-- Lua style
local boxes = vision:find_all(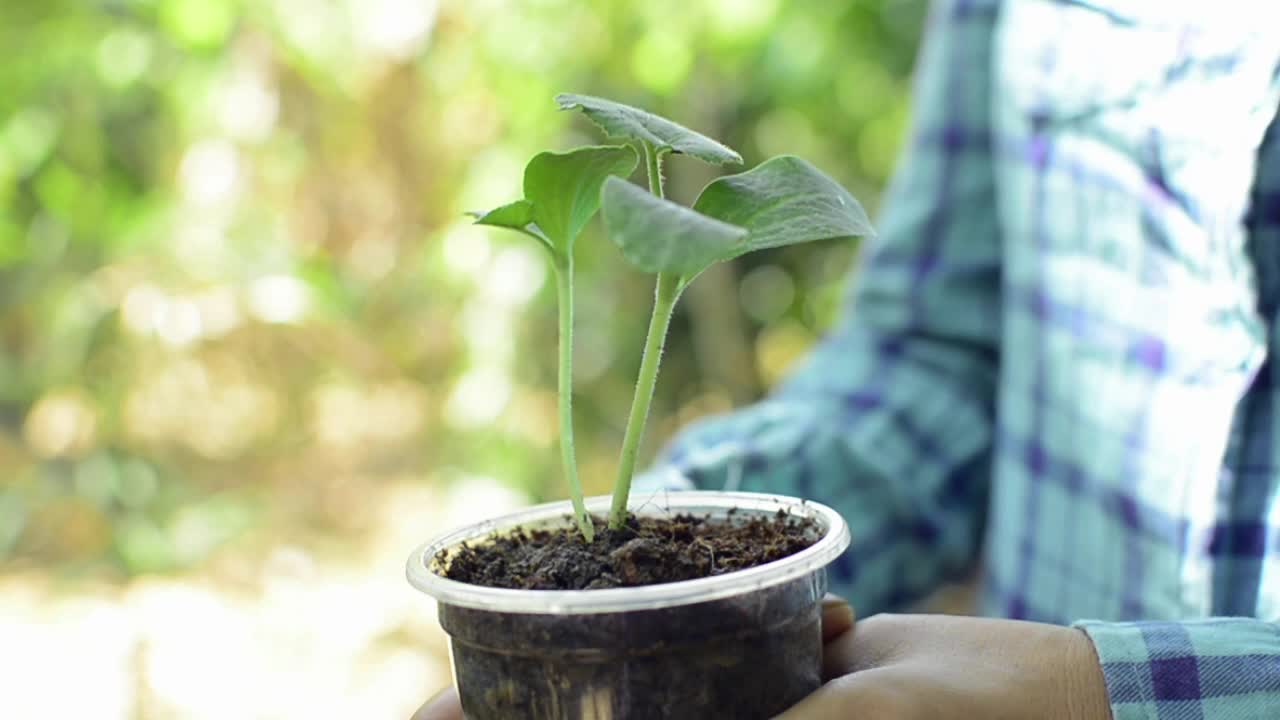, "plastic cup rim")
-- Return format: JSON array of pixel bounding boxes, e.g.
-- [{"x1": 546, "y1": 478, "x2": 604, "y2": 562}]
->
[{"x1": 405, "y1": 490, "x2": 851, "y2": 615}]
